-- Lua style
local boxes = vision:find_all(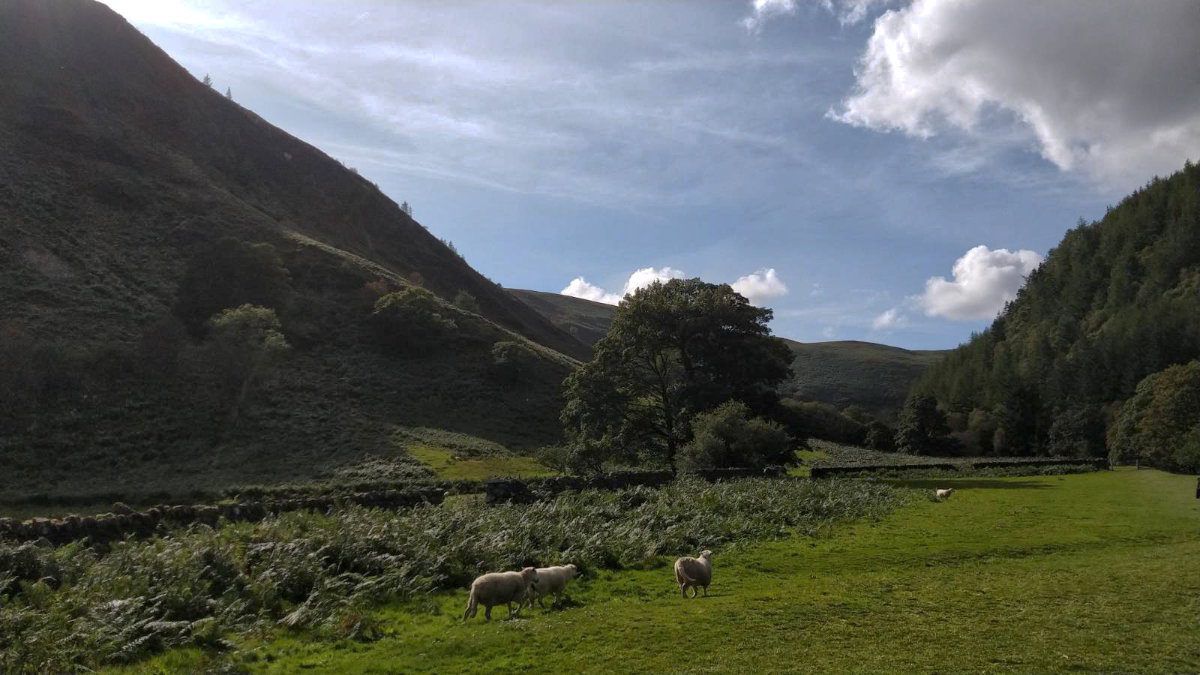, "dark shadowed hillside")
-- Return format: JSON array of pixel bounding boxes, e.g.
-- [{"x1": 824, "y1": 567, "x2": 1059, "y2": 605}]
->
[
  {"x1": 0, "y1": 0, "x2": 590, "y2": 500},
  {"x1": 509, "y1": 290, "x2": 944, "y2": 413}
]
